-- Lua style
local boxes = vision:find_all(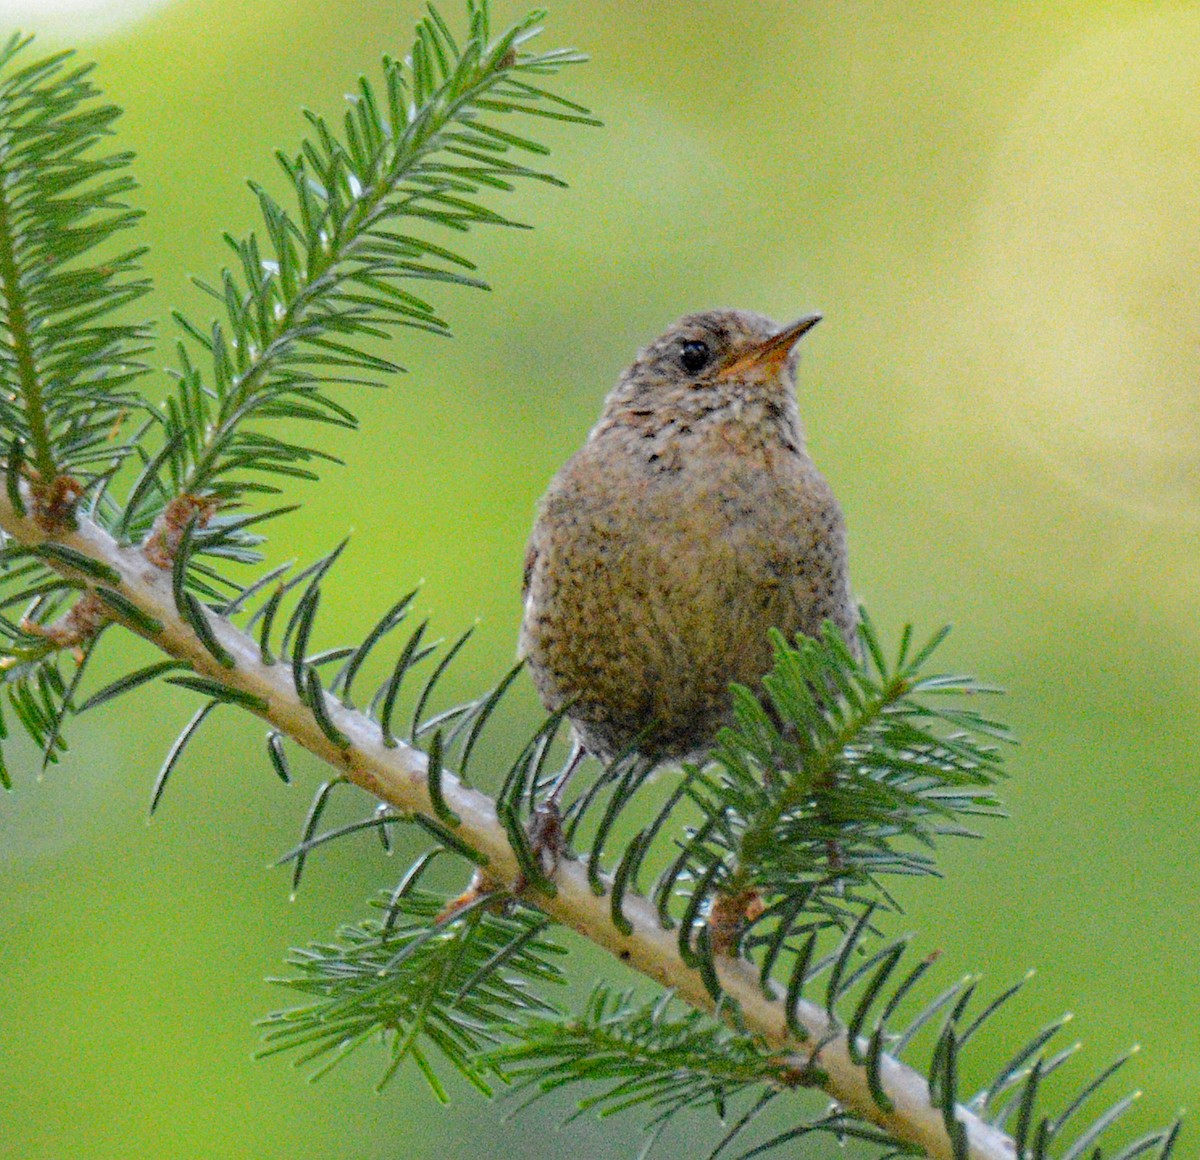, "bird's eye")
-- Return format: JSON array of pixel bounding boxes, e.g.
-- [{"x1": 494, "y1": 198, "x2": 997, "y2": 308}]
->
[{"x1": 678, "y1": 339, "x2": 712, "y2": 375}]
